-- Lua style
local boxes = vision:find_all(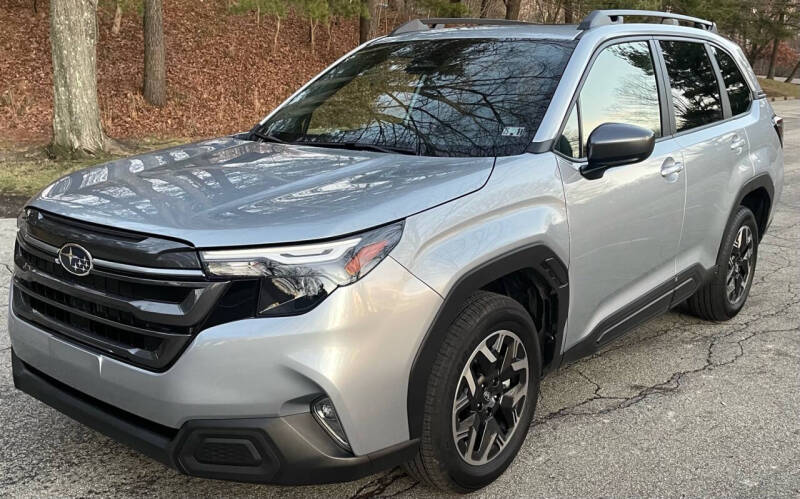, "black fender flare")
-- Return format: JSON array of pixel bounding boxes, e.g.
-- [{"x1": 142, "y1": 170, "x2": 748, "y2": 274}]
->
[
  {"x1": 406, "y1": 244, "x2": 569, "y2": 439},
  {"x1": 721, "y1": 173, "x2": 774, "y2": 253}
]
